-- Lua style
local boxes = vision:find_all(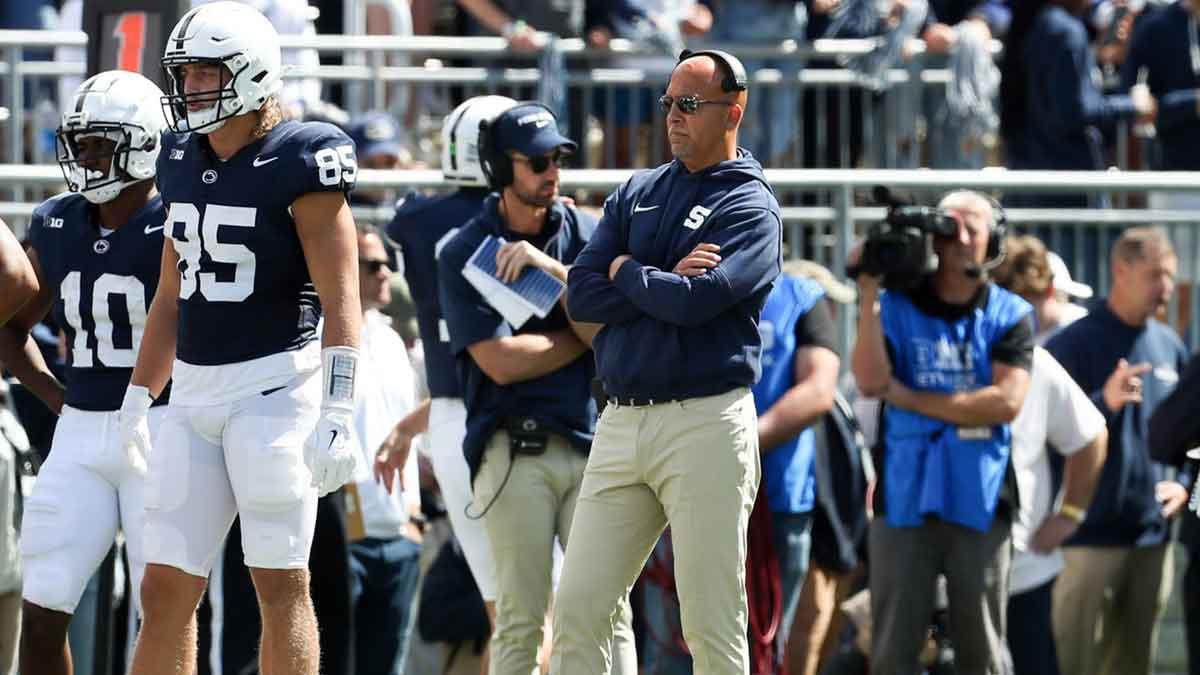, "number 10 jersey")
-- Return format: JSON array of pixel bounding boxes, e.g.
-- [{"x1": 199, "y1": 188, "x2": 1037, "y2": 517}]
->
[
  {"x1": 28, "y1": 193, "x2": 166, "y2": 411},
  {"x1": 156, "y1": 120, "x2": 358, "y2": 371}
]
